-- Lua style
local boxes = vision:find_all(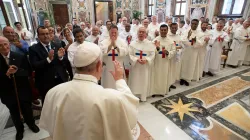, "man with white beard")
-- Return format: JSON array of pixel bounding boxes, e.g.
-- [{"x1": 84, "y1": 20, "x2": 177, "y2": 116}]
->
[
  {"x1": 206, "y1": 22, "x2": 229, "y2": 76},
  {"x1": 128, "y1": 27, "x2": 155, "y2": 101},
  {"x1": 85, "y1": 26, "x2": 100, "y2": 44},
  {"x1": 152, "y1": 24, "x2": 176, "y2": 96},
  {"x1": 167, "y1": 23, "x2": 182, "y2": 90},
  {"x1": 99, "y1": 25, "x2": 128, "y2": 89},
  {"x1": 148, "y1": 16, "x2": 160, "y2": 40},
  {"x1": 180, "y1": 19, "x2": 202, "y2": 86},
  {"x1": 198, "y1": 22, "x2": 212, "y2": 78},
  {"x1": 227, "y1": 20, "x2": 250, "y2": 67}
]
